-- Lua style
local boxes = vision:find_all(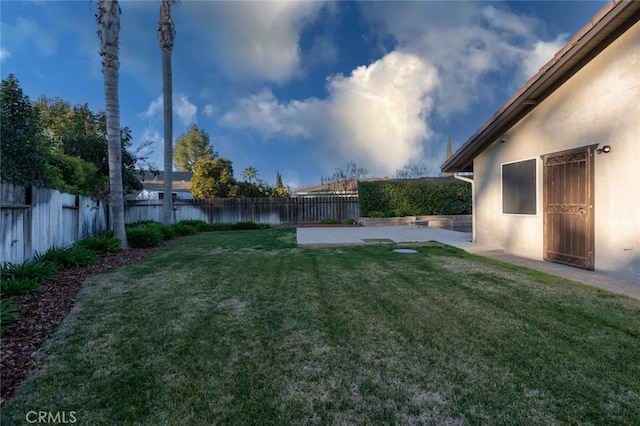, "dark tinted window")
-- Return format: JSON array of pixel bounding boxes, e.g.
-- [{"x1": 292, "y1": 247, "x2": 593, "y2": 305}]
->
[{"x1": 502, "y1": 159, "x2": 536, "y2": 214}]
